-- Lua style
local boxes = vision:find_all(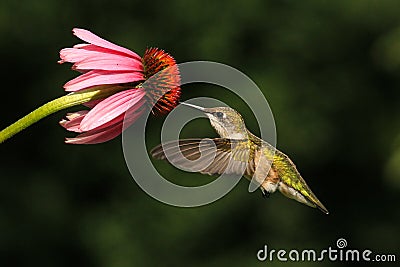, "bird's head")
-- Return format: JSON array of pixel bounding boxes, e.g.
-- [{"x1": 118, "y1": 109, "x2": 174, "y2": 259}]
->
[{"x1": 180, "y1": 102, "x2": 248, "y2": 139}]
